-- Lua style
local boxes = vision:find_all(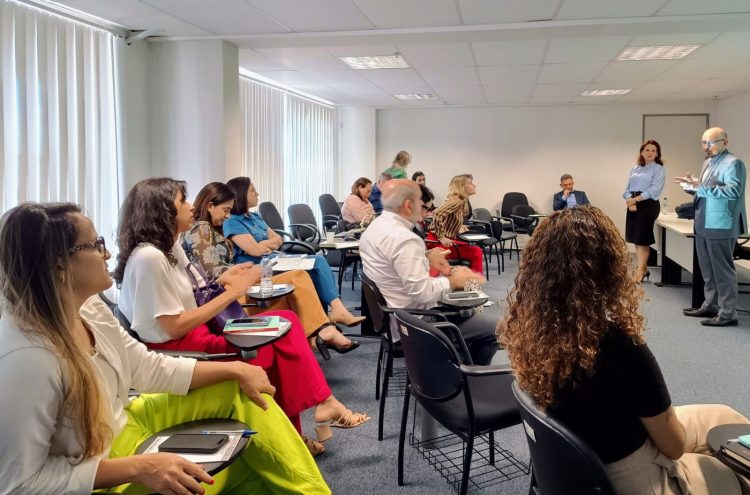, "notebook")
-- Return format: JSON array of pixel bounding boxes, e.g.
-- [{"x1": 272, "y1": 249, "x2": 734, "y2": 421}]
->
[
  {"x1": 720, "y1": 441, "x2": 750, "y2": 469},
  {"x1": 272, "y1": 256, "x2": 316, "y2": 272}
]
